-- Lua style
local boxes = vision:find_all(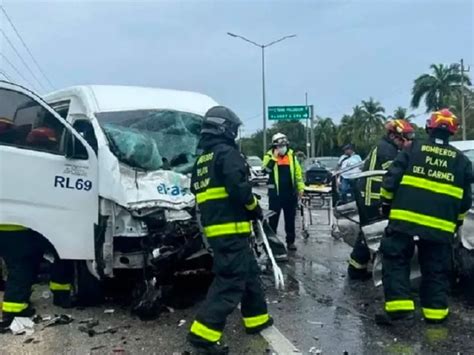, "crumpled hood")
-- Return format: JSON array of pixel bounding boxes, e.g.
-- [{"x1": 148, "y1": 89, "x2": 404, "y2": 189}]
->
[{"x1": 113, "y1": 163, "x2": 195, "y2": 211}]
